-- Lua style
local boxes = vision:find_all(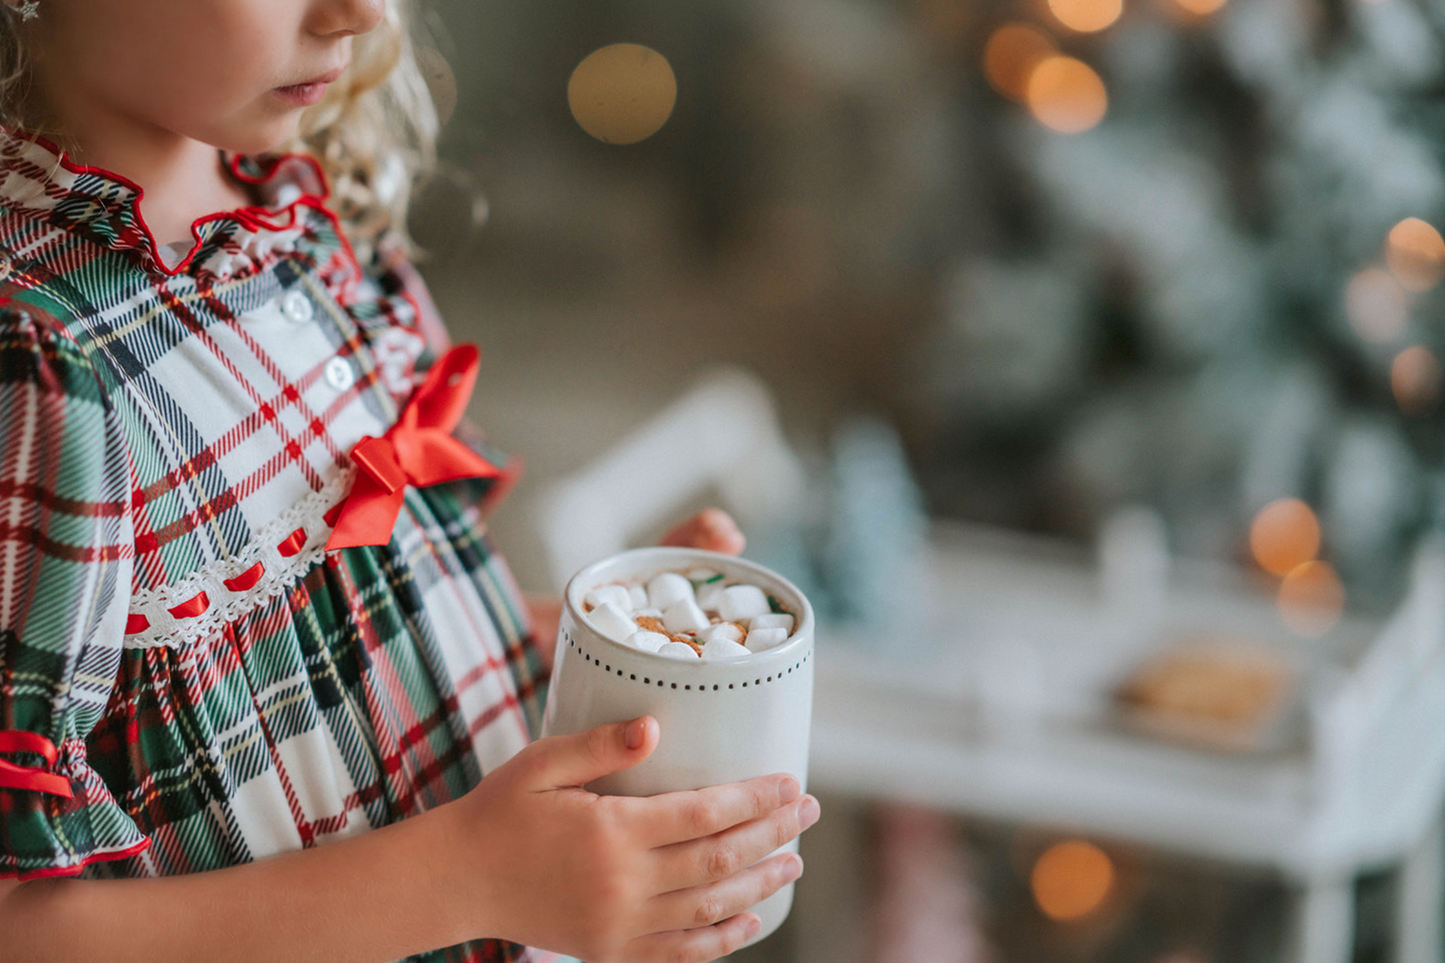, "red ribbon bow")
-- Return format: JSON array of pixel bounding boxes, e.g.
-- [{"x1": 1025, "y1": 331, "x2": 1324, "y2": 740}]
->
[
  {"x1": 0, "y1": 730, "x2": 72, "y2": 797},
  {"x1": 326, "y1": 345, "x2": 501, "y2": 551}
]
